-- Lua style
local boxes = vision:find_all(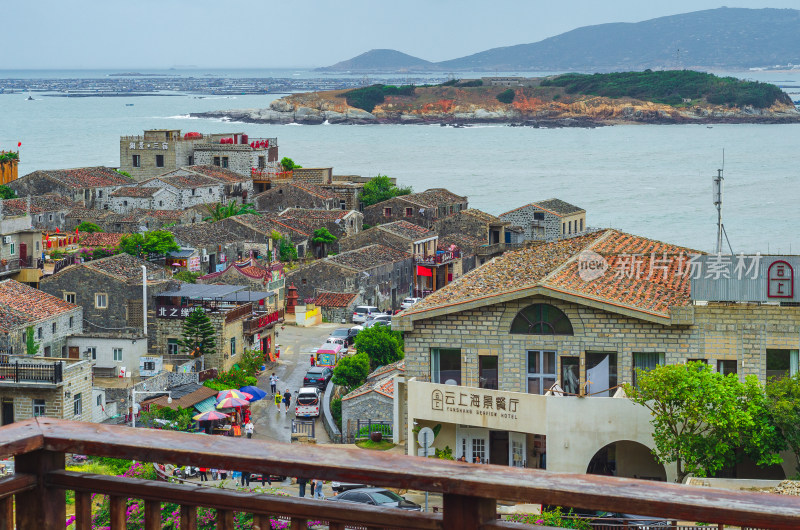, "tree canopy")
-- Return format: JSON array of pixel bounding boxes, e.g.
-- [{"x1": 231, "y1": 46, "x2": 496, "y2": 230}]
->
[
  {"x1": 178, "y1": 307, "x2": 217, "y2": 358},
  {"x1": 0, "y1": 185, "x2": 16, "y2": 200},
  {"x1": 359, "y1": 175, "x2": 413, "y2": 207},
  {"x1": 332, "y1": 352, "x2": 370, "y2": 392},
  {"x1": 353, "y1": 325, "x2": 404, "y2": 370},
  {"x1": 280, "y1": 157, "x2": 301, "y2": 172},
  {"x1": 76, "y1": 221, "x2": 103, "y2": 233},
  {"x1": 340, "y1": 84, "x2": 416, "y2": 112},
  {"x1": 766, "y1": 374, "x2": 800, "y2": 474},
  {"x1": 119, "y1": 230, "x2": 179, "y2": 258},
  {"x1": 25, "y1": 326, "x2": 40, "y2": 356},
  {"x1": 203, "y1": 202, "x2": 259, "y2": 223}
]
